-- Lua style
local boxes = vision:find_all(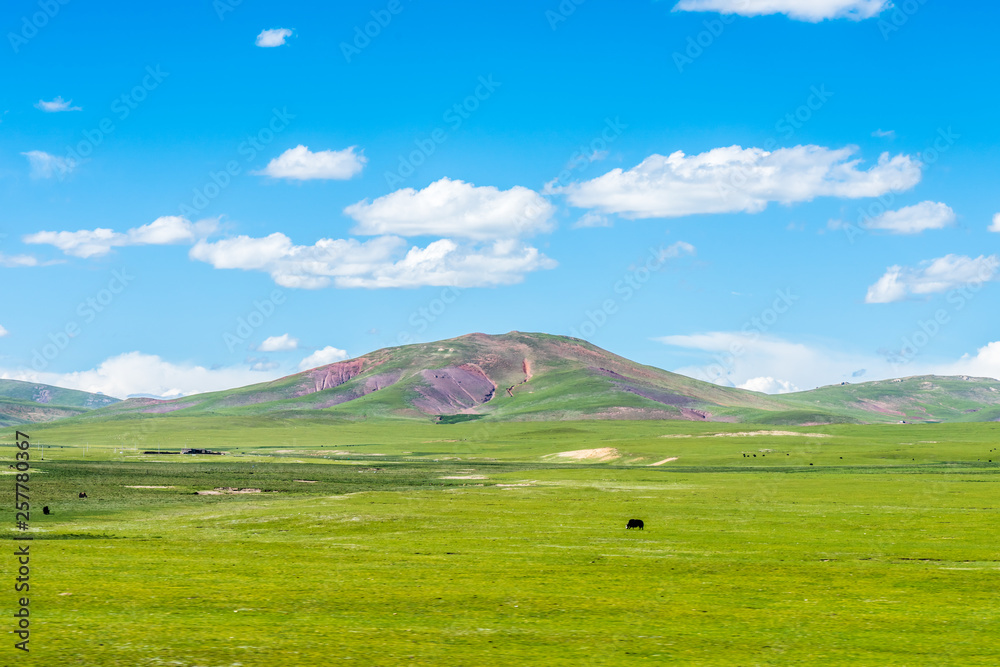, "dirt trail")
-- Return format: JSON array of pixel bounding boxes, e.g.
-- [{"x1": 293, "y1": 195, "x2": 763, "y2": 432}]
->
[{"x1": 647, "y1": 457, "x2": 679, "y2": 466}]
